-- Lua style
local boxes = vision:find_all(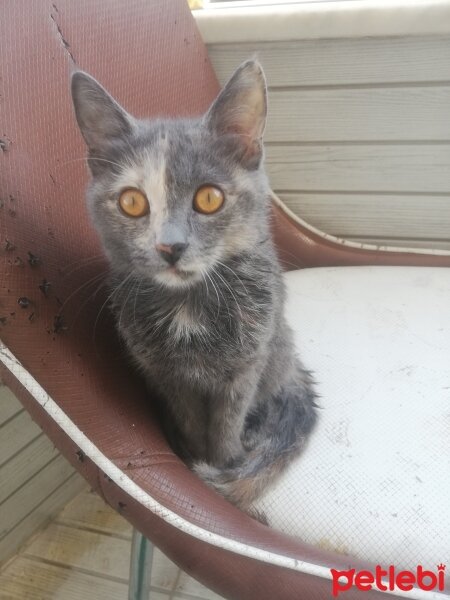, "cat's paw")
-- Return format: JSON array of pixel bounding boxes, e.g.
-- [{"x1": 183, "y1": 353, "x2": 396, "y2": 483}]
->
[
  {"x1": 192, "y1": 460, "x2": 270, "y2": 524},
  {"x1": 241, "y1": 427, "x2": 262, "y2": 451},
  {"x1": 192, "y1": 460, "x2": 222, "y2": 484}
]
